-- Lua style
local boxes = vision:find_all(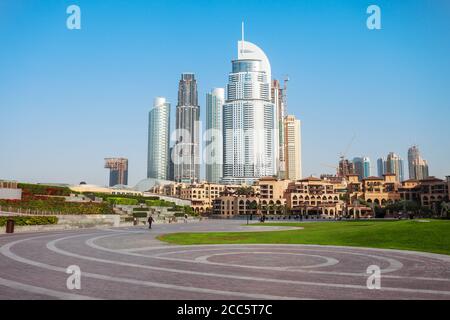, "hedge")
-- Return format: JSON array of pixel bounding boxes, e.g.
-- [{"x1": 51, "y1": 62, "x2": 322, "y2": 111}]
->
[
  {"x1": 0, "y1": 216, "x2": 58, "y2": 227},
  {"x1": 84, "y1": 193, "x2": 158, "y2": 203},
  {"x1": 132, "y1": 212, "x2": 148, "y2": 218},
  {"x1": 145, "y1": 199, "x2": 175, "y2": 207},
  {"x1": 19, "y1": 183, "x2": 73, "y2": 197},
  {"x1": 0, "y1": 198, "x2": 115, "y2": 215},
  {"x1": 107, "y1": 197, "x2": 139, "y2": 205}
]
